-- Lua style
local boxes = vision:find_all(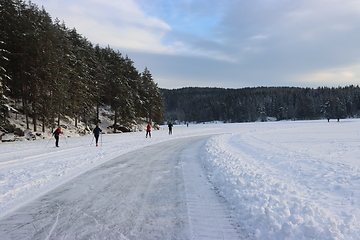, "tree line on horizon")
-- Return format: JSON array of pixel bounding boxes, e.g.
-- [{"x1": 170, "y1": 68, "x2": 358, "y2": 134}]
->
[
  {"x1": 0, "y1": 0, "x2": 163, "y2": 133},
  {"x1": 161, "y1": 86, "x2": 360, "y2": 123}
]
